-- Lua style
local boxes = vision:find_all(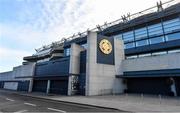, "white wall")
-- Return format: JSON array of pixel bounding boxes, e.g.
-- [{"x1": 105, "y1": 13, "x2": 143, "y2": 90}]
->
[
  {"x1": 123, "y1": 52, "x2": 180, "y2": 72},
  {"x1": 4, "y1": 82, "x2": 18, "y2": 90}
]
